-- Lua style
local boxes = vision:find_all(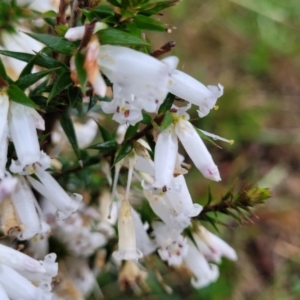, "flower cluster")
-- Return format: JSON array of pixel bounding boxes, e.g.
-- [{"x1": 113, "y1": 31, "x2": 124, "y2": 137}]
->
[{"x1": 0, "y1": 0, "x2": 264, "y2": 298}]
